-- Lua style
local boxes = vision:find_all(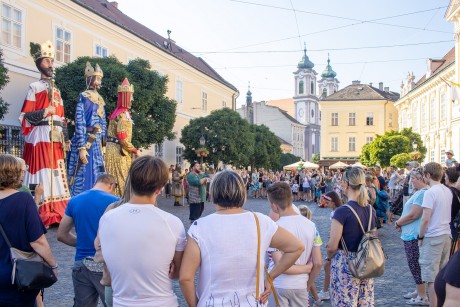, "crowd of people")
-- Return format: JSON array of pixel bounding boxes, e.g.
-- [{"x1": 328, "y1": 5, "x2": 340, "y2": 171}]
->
[{"x1": 1, "y1": 151, "x2": 460, "y2": 307}]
